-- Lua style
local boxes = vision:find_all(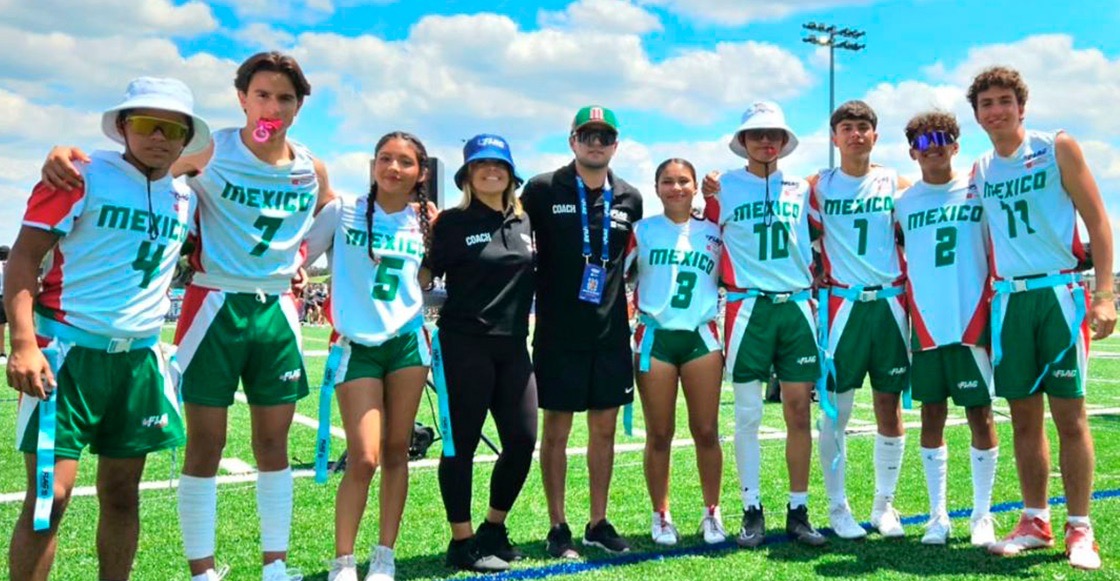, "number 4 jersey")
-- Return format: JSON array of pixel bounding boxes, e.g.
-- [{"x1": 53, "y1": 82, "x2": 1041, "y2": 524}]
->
[
  {"x1": 22, "y1": 150, "x2": 195, "y2": 337},
  {"x1": 624, "y1": 214, "x2": 721, "y2": 330},
  {"x1": 304, "y1": 195, "x2": 425, "y2": 346},
  {"x1": 895, "y1": 175, "x2": 990, "y2": 350}
]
